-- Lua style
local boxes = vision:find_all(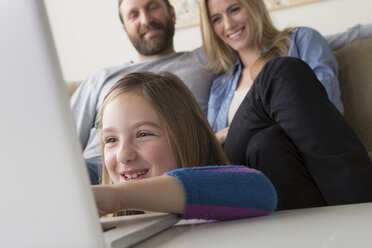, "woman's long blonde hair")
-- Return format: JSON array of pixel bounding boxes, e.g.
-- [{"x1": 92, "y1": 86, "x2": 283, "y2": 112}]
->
[
  {"x1": 200, "y1": 0, "x2": 295, "y2": 78},
  {"x1": 97, "y1": 71, "x2": 229, "y2": 186}
]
